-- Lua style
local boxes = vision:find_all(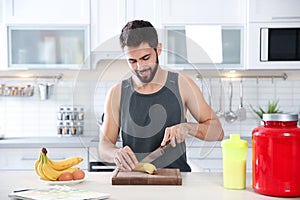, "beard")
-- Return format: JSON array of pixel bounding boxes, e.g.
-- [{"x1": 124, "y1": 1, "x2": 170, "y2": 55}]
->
[{"x1": 135, "y1": 54, "x2": 159, "y2": 84}]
